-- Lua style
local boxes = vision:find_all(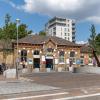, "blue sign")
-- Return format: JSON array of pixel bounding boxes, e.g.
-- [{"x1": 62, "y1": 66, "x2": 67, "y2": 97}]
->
[
  {"x1": 76, "y1": 59, "x2": 81, "y2": 64},
  {"x1": 28, "y1": 58, "x2": 33, "y2": 64}
]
